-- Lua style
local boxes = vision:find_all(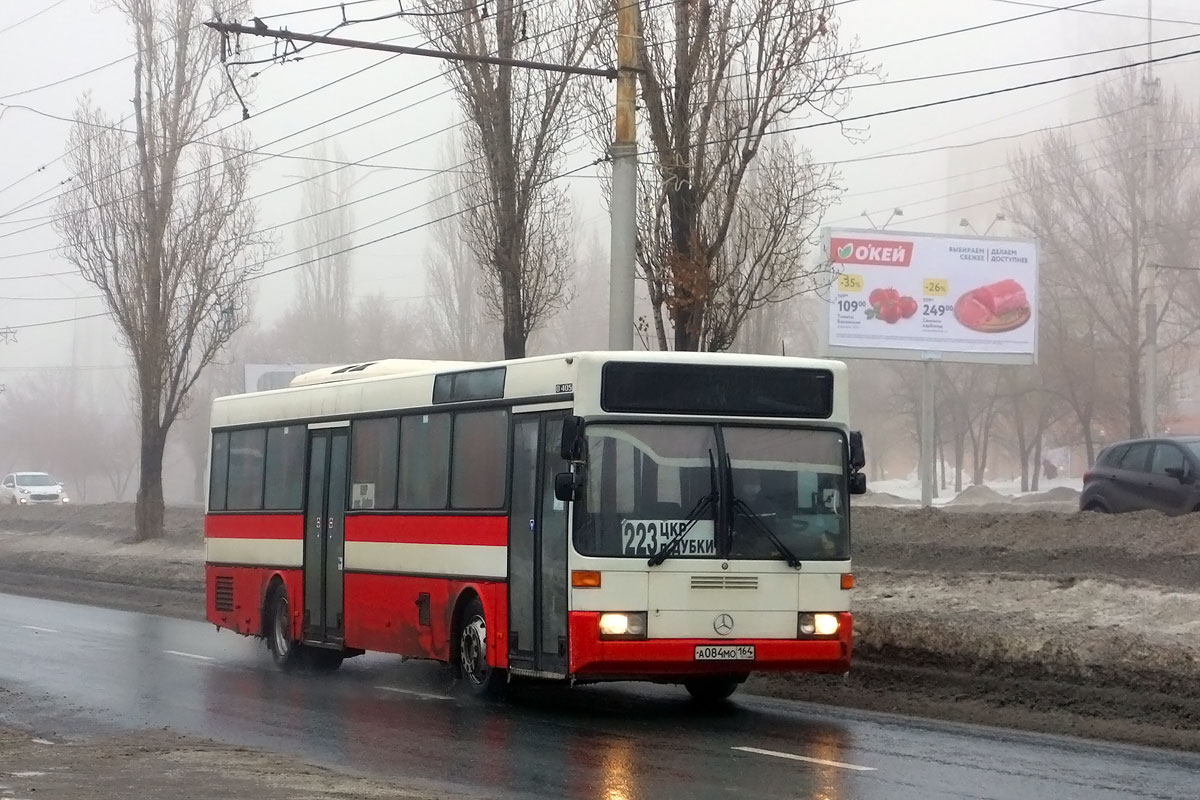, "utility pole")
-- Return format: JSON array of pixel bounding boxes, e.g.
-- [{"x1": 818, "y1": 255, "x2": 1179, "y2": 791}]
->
[
  {"x1": 1143, "y1": 0, "x2": 1160, "y2": 437},
  {"x1": 608, "y1": 0, "x2": 639, "y2": 351}
]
